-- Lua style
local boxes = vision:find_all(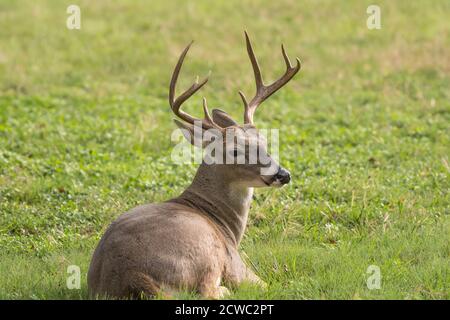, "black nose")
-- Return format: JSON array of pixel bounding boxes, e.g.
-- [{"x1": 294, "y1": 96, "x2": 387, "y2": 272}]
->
[{"x1": 275, "y1": 167, "x2": 291, "y2": 184}]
